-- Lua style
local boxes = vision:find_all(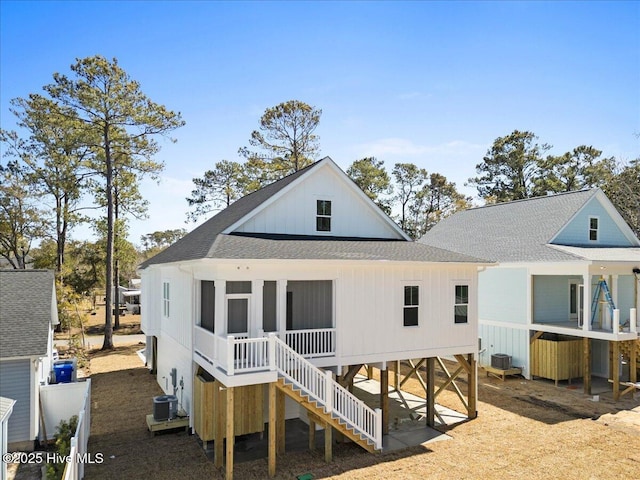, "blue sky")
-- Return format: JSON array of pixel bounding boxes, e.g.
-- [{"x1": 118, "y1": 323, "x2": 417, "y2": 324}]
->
[{"x1": 1, "y1": 1, "x2": 638, "y2": 245}]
